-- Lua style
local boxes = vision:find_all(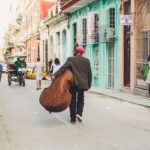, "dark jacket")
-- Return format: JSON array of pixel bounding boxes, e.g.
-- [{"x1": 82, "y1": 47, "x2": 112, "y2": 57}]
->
[{"x1": 54, "y1": 55, "x2": 92, "y2": 90}]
